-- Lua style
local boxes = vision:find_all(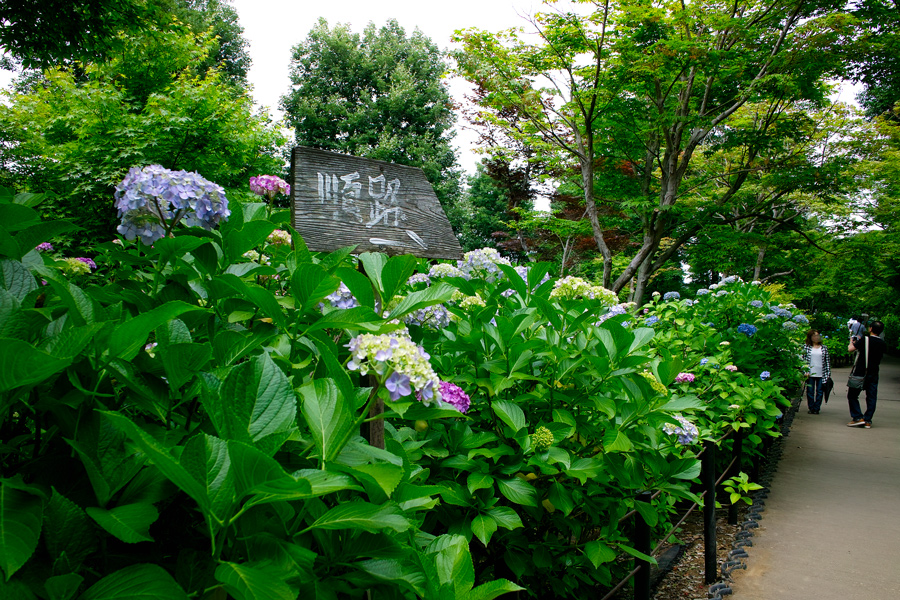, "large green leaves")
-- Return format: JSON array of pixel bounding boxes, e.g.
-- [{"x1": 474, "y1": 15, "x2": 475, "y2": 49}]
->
[
  {"x1": 214, "y1": 562, "x2": 295, "y2": 600},
  {"x1": 298, "y1": 378, "x2": 354, "y2": 467},
  {"x1": 79, "y1": 564, "x2": 188, "y2": 600},
  {"x1": 0, "y1": 338, "x2": 72, "y2": 392},
  {"x1": 0, "y1": 480, "x2": 43, "y2": 580},
  {"x1": 107, "y1": 301, "x2": 205, "y2": 361},
  {"x1": 209, "y1": 353, "x2": 297, "y2": 449},
  {"x1": 304, "y1": 501, "x2": 411, "y2": 534},
  {"x1": 86, "y1": 504, "x2": 158, "y2": 544}
]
